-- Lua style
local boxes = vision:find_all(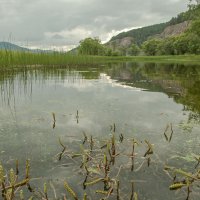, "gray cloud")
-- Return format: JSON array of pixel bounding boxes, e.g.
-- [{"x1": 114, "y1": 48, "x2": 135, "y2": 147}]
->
[{"x1": 0, "y1": 0, "x2": 188, "y2": 50}]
